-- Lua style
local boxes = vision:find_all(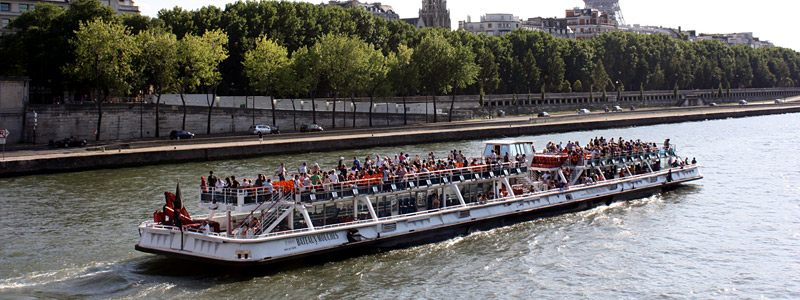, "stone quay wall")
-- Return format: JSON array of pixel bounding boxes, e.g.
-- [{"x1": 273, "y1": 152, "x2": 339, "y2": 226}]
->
[
  {"x1": 12, "y1": 87, "x2": 800, "y2": 144},
  {"x1": 21, "y1": 103, "x2": 442, "y2": 144}
]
